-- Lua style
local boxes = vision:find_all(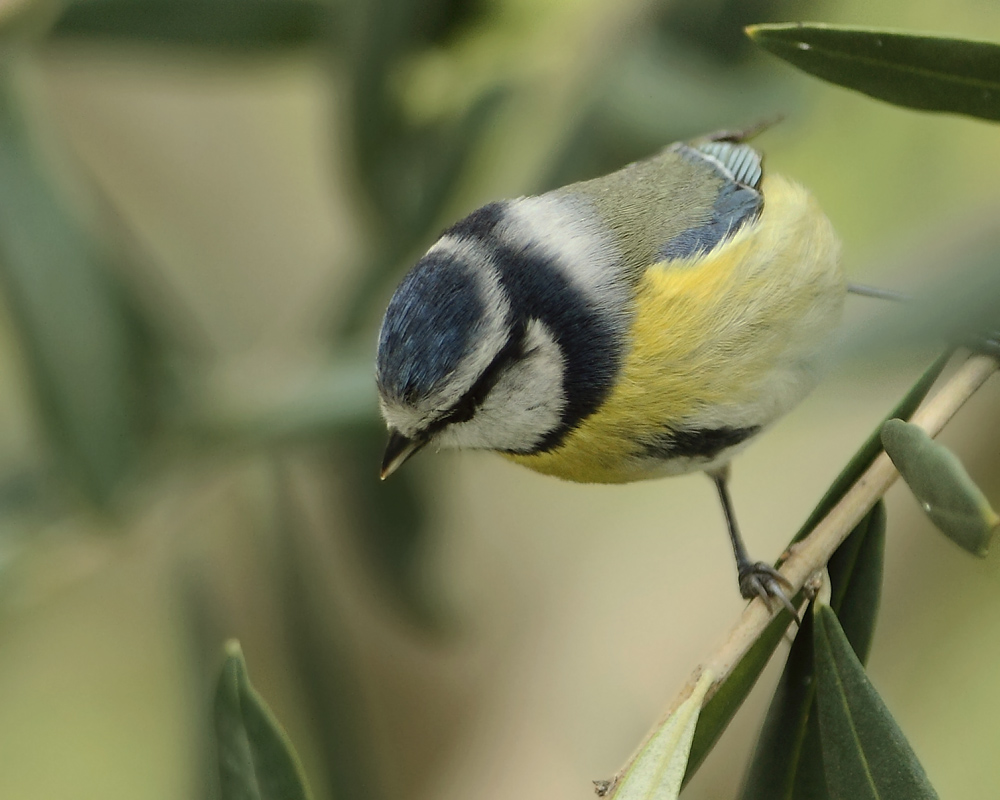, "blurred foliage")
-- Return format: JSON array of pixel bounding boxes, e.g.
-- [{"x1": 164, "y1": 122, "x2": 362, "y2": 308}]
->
[
  {"x1": 537, "y1": 0, "x2": 810, "y2": 189},
  {"x1": 0, "y1": 78, "x2": 145, "y2": 507},
  {"x1": 333, "y1": 0, "x2": 503, "y2": 338},
  {"x1": 269, "y1": 463, "x2": 387, "y2": 800},
  {"x1": 51, "y1": 0, "x2": 333, "y2": 49},
  {"x1": 214, "y1": 640, "x2": 314, "y2": 800},
  {"x1": 0, "y1": 1, "x2": 997, "y2": 800},
  {"x1": 329, "y1": 422, "x2": 436, "y2": 621}
]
